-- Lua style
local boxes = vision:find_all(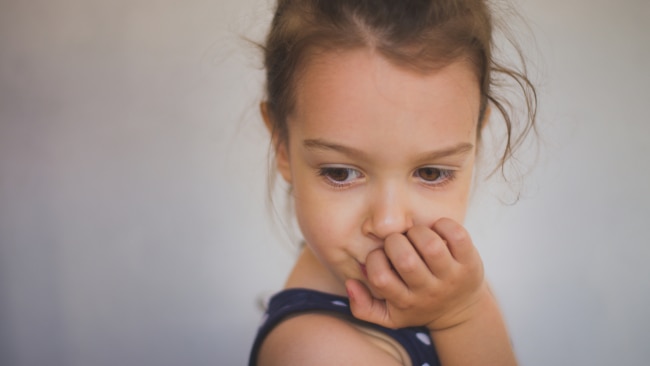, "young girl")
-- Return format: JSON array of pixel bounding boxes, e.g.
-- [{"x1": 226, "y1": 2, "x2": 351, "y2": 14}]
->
[{"x1": 249, "y1": 0, "x2": 536, "y2": 365}]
